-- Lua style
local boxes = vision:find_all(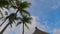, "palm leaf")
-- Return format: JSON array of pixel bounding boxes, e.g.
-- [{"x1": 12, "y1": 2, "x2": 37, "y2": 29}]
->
[
  {"x1": 0, "y1": 10, "x2": 3, "y2": 19},
  {"x1": 0, "y1": 16, "x2": 8, "y2": 27},
  {"x1": 14, "y1": 17, "x2": 22, "y2": 20},
  {"x1": 25, "y1": 23, "x2": 30, "y2": 30},
  {"x1": 22, "y1": 16, "x2": 32, "y2": 24},
  {"x1": 8, "y1": 13, "x2": 16, "y2": 27},
  {"x1": 22, "y1": 9, "x2": 30, "y2": 16},
  {"x1": 0, "y1": 0, "x2": 9, "y2": 8},
  {"x1": 9, "y1": 19, "x2": 13, "y2": 27},
  {"x1": 20, "y1": 1, "x2": 31, "y2": 8},
  {"x1": 16, "y1": 22, "x2": 22, "y2": 26},
  {"x1": 0, "y1": 13, "x2": 16, "y2": 27}
]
